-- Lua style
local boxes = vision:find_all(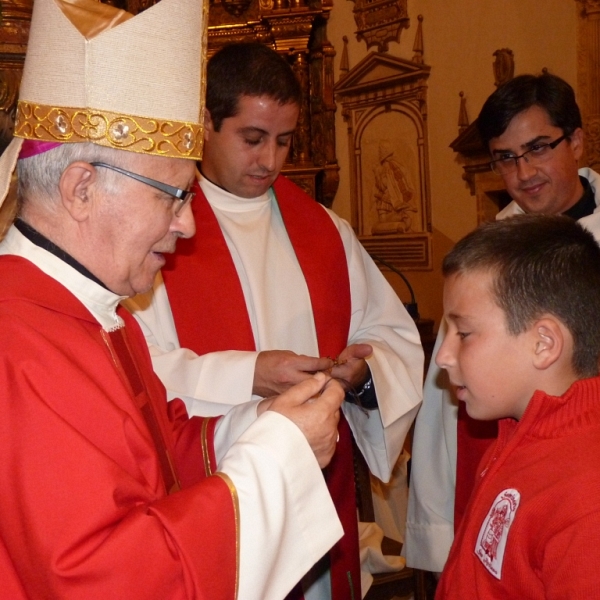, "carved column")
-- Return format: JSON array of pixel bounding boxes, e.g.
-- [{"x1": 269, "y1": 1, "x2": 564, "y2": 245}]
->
[
  {"x1": 309, "y1": 38, "x2": 339, "y2": 205},
  {"x1": 291, "y1": 52, "x2": 311, "y2": 165},
  {"x1": 577, "y1": 0, "x2": 600, "y2": 170}
]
